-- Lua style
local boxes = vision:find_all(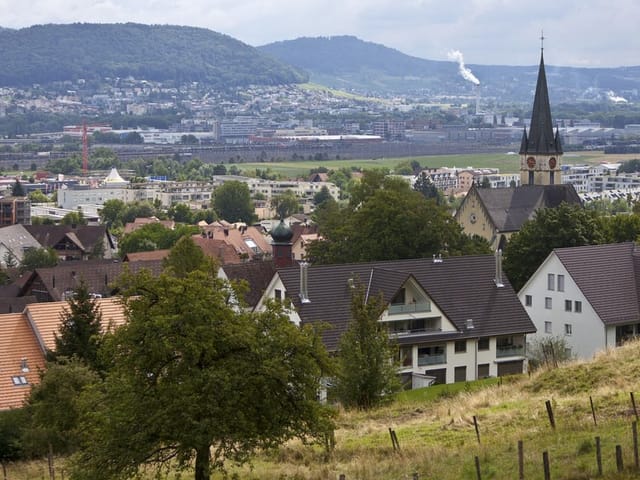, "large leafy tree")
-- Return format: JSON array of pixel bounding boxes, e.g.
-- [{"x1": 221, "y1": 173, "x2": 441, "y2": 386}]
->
[
  {"x1": 20, "y1": 247, "x2": 58, "y2": 273},
  {"x1": 118, "y1": 223, "x2": 198, "y2": 256},
  {"x1": 271, "y1": 189, "x2": 300, "y2": 219},
  {"x1": 98, "y1": 199, "x2": 126, "y2": 228},
  {"x1": 334, "y1": 284, "x2": 400, "y2": 410},
  {"x1": 50, "y1": 282, "x2": 103, "y2": 372},
  {"x1": 71, "y1": 255, "x2": 333, "y2": 480},
  {"x1": 503, "y1": 203, "x2": 605, "y2": 291},
  {"x1": 307, "y1": 170, "x2": 490, "y2": 264},
  {"x1": 213, "y1": 180, "x2": 255, "y2": 224}
]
